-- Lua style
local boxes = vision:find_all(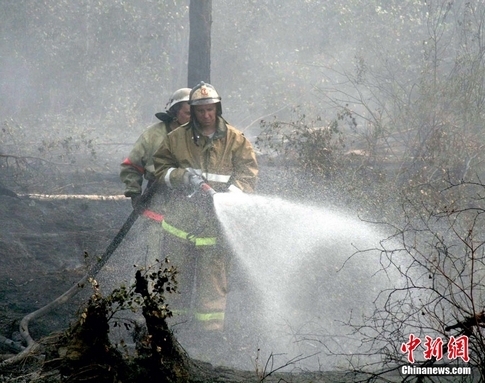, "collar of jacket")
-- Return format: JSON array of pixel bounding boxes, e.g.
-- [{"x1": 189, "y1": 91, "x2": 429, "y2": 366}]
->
[{"x1": 189, "y1": 116, "x2": 227, "y2": 142}]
